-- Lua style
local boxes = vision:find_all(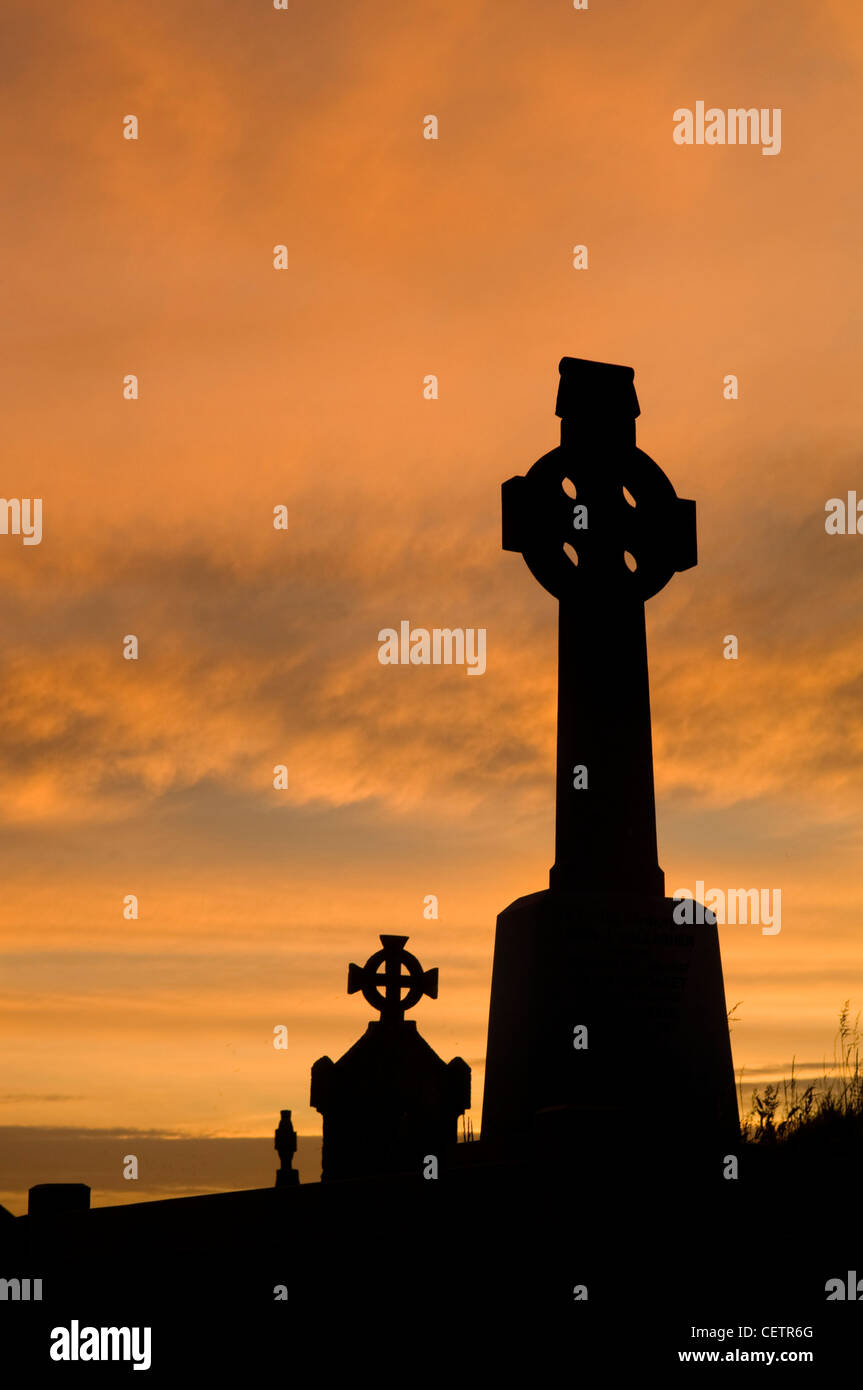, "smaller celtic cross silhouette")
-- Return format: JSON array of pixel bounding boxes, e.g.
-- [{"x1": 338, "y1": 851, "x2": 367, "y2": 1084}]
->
[{"x1": 347, "y1": 935, "x2": 439, "y2": 1023}]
